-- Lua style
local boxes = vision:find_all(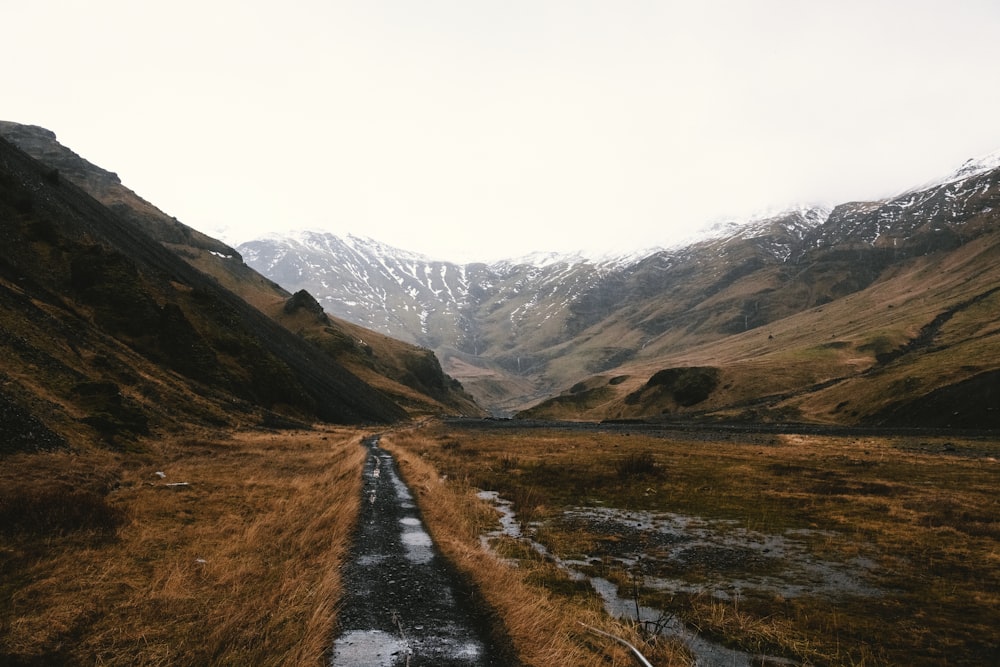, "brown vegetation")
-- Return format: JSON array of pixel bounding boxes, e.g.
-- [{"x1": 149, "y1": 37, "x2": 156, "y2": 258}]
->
[
  {"x1": 396, "y1": 420, "x2": 1000, "y2": 666},
  {"x1": 4, "y1": 419, "x2": 997, "y2": 666},
  {"x1": 523, "y1": 228, "x2": 1000, "y2": 426},
  {"x1": 0, "y1": 426, "x2": 365, "y2": 666},
  {"x1": 381, "y1": 429, "x2": 693, "y2": 665}
]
